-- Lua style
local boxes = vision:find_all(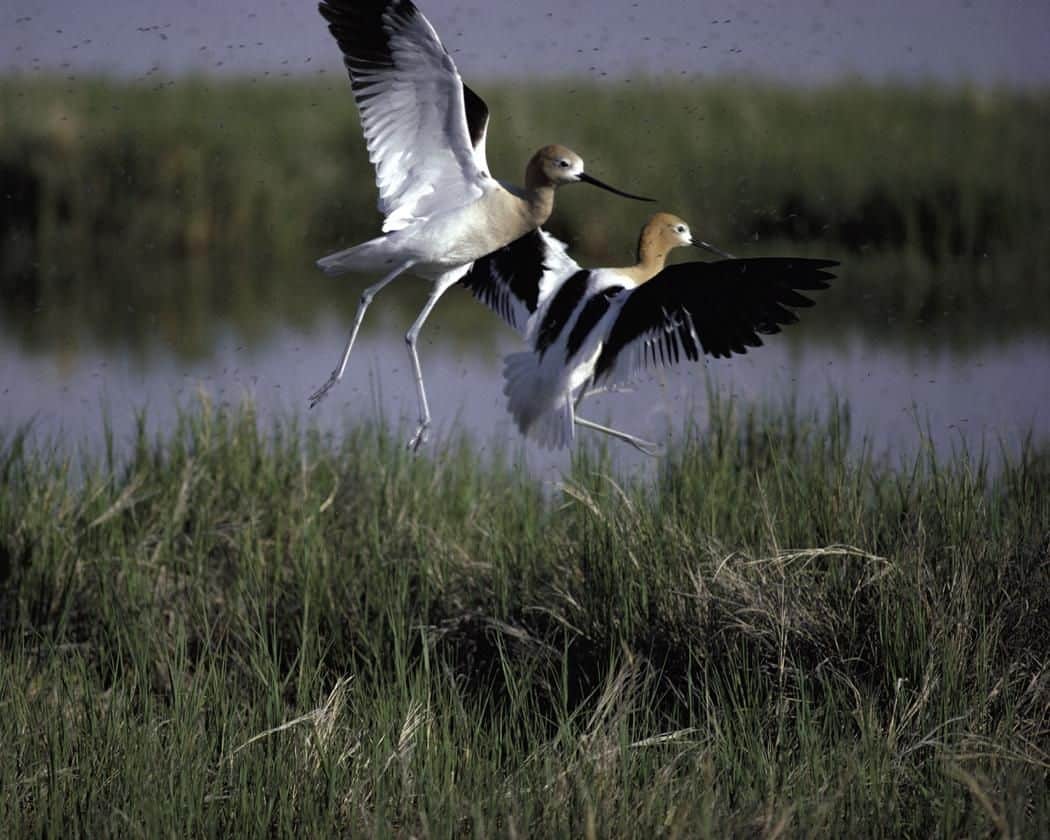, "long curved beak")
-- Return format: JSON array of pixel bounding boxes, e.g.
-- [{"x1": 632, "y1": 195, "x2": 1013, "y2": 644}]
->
[
  {"x1": 692, "y1": 239, "x2": 735, "y2": 259},
  {"x1": 577, "y1": 172, "x2": 655, "y2": 202}
]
